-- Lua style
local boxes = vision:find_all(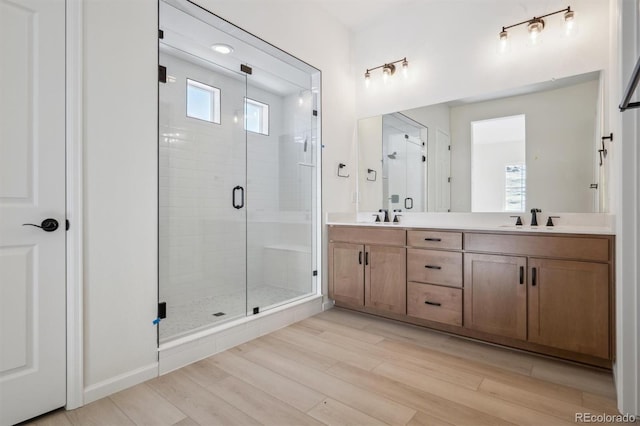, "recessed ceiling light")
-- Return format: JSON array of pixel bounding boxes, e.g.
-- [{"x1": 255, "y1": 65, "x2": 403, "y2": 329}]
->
[{"x1": 211, "y1": 44, "x2": 234, "y2": 54}]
